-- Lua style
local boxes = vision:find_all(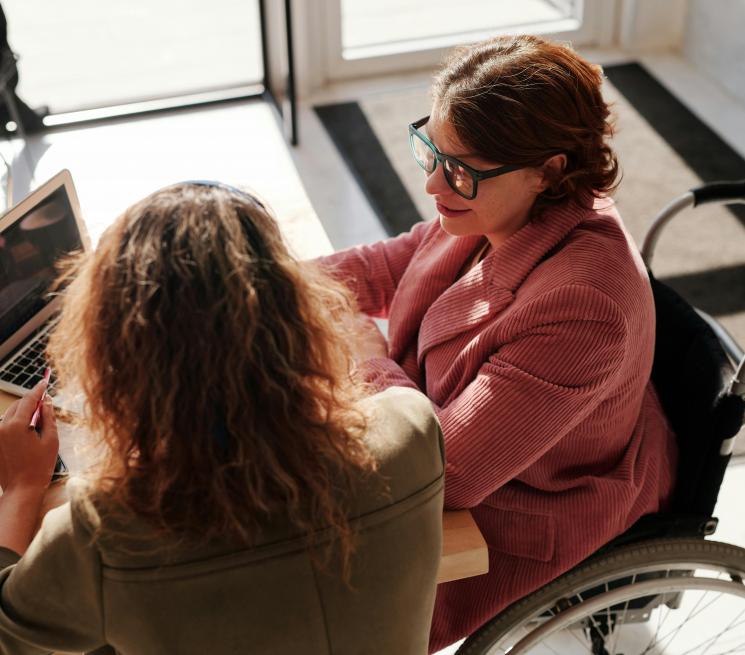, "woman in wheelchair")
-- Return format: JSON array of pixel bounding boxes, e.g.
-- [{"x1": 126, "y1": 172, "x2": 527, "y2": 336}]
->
[
  {"x1": 319, "y1": 34, "x2": 679, "y2": 652},
  {"x1": 0, "y1": 183, "x2": 445, "y2": 654}
]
